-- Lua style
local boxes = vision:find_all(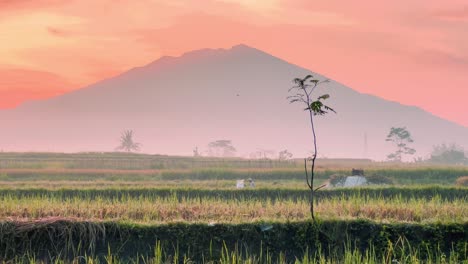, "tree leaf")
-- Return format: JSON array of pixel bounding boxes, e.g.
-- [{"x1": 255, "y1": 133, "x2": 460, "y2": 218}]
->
[
  {"x1": 318, "y1": 94, "x2": 330, "y2": 100},
  {"x1": 323, "y1": 105, "x2": 336, "y2": 113}
]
